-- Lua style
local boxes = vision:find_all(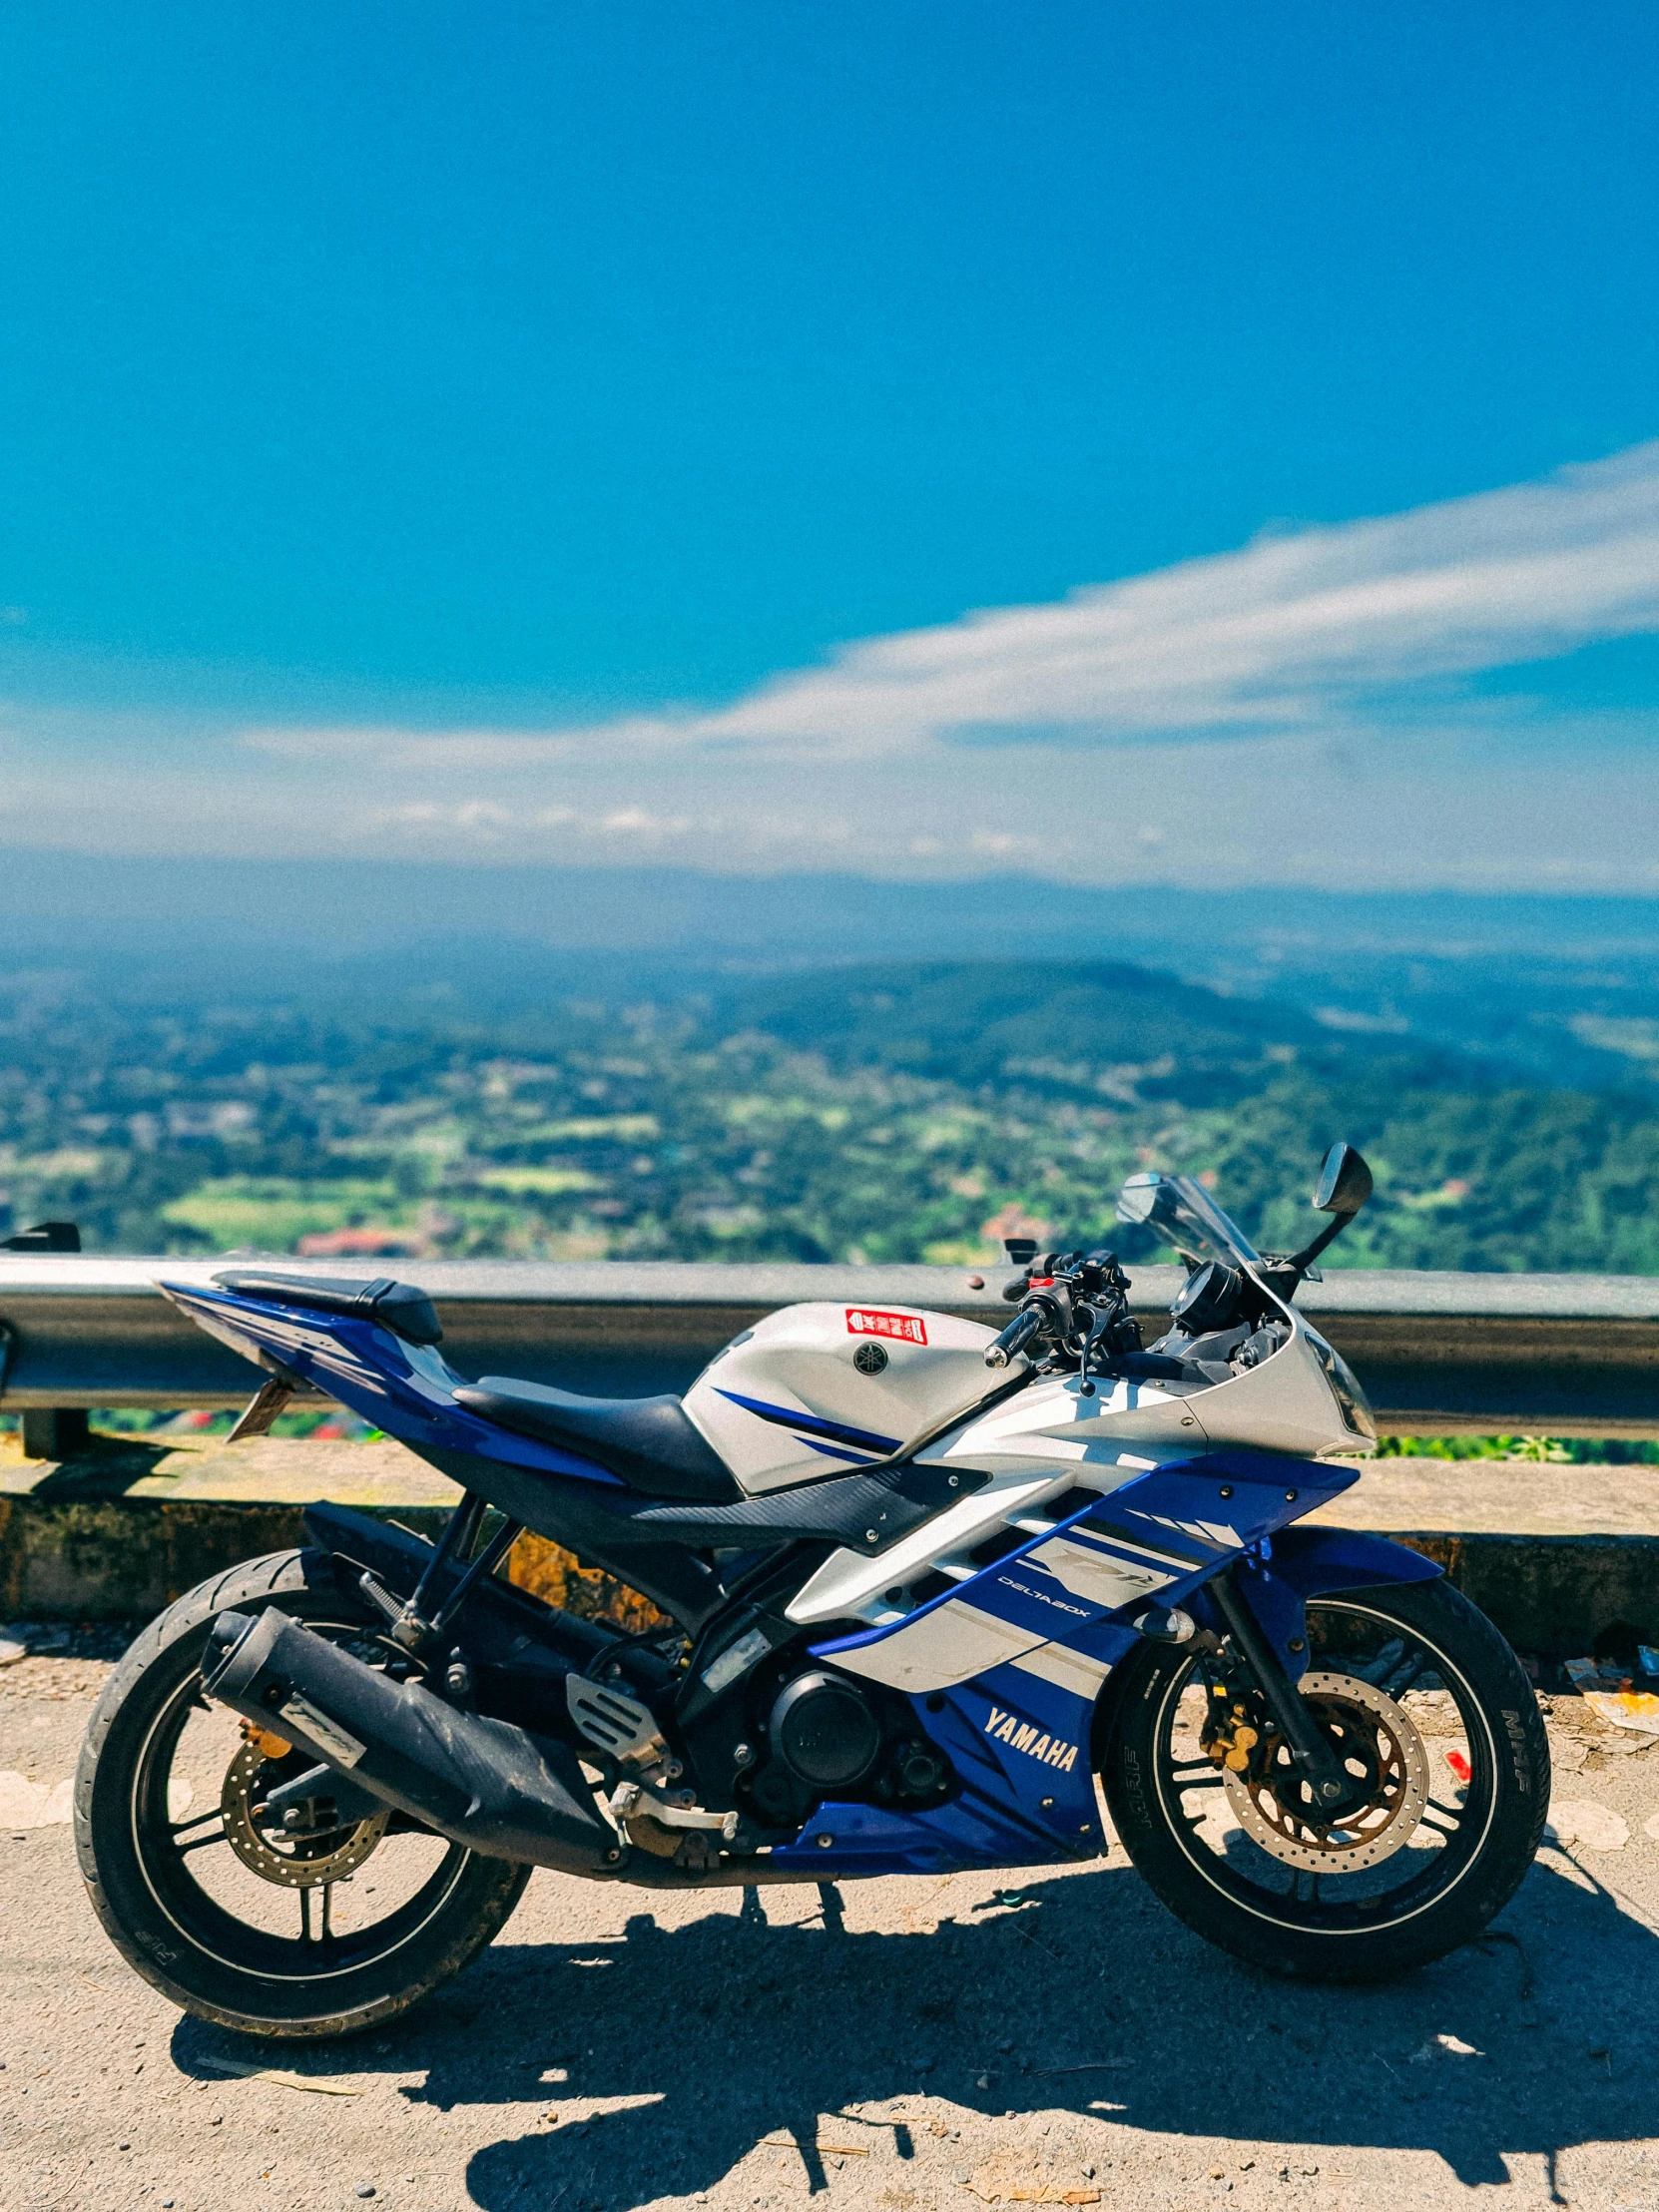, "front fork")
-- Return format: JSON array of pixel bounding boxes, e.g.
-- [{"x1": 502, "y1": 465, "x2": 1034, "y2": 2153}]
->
[{"x1": 1206, "y1": 1565, "x2": 1360, "y2": 1814}]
